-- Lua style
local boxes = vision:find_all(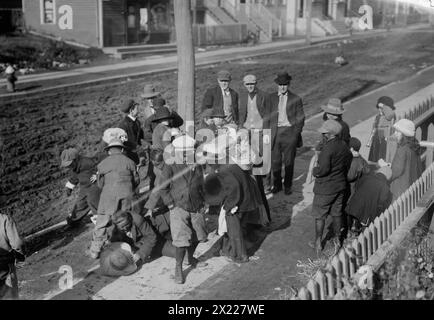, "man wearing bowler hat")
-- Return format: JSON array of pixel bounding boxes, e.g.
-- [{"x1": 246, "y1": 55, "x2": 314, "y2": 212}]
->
[
  {"x1": 268, "y1": 71, "x2": 305, "y2": 195},
  {"x1": 202, "y1": 70, "x2": 239, "y2": 125}
]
